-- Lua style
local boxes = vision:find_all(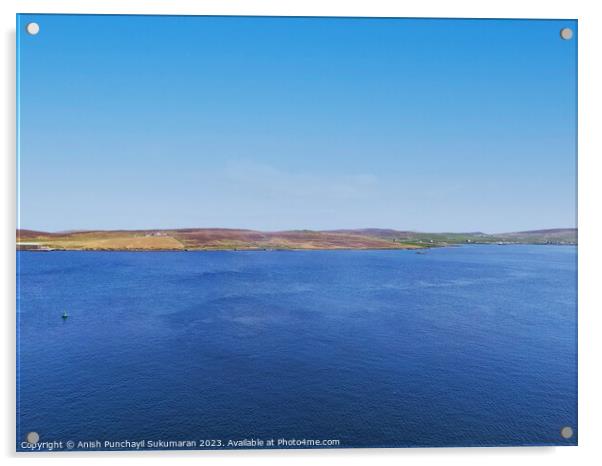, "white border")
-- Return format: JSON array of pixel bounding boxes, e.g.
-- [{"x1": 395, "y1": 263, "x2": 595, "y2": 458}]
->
[{"x1": 2, "y1": 1, "x2": 601, "y2": 465}]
